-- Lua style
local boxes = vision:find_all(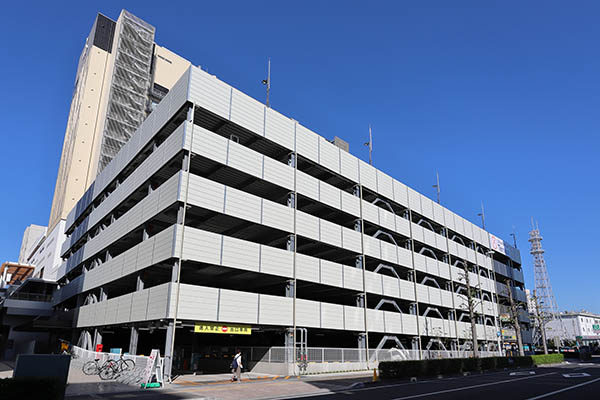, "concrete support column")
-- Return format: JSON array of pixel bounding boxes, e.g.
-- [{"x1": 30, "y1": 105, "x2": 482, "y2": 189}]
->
[
  {"x1": 410, "y1": 302, "x2": 418, "y2": 315},
  {"x1": 286, "y1": 234, "x2": 295, "y2": 252},
  {"x1": 411, "y1": 337, "x2": 420, "y2": 352},
  {"x1": 129, "y1": 327, "x2": 139, "y2": 355},
  {"x1": 93, "y1": 329, "x2": 103, "y2": 349},
  {"x1": 163, "y1": 322, "x2": 175, "y2": 380},
  {"x1": 355, "y1": 255, "x2": 364, "y2": 269},
  {"x1": 358, "y1": 333, "x2": 367, "y2": 362},
  {"x1": 287, "y1": 192, "x2": 295, "y2": 208},
  {"x1": 285, "y1": 328, "x2": 294, "y2": 363},
  {"x1": 171, "y1": 261, "x2": 179, "y2": 282}
]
